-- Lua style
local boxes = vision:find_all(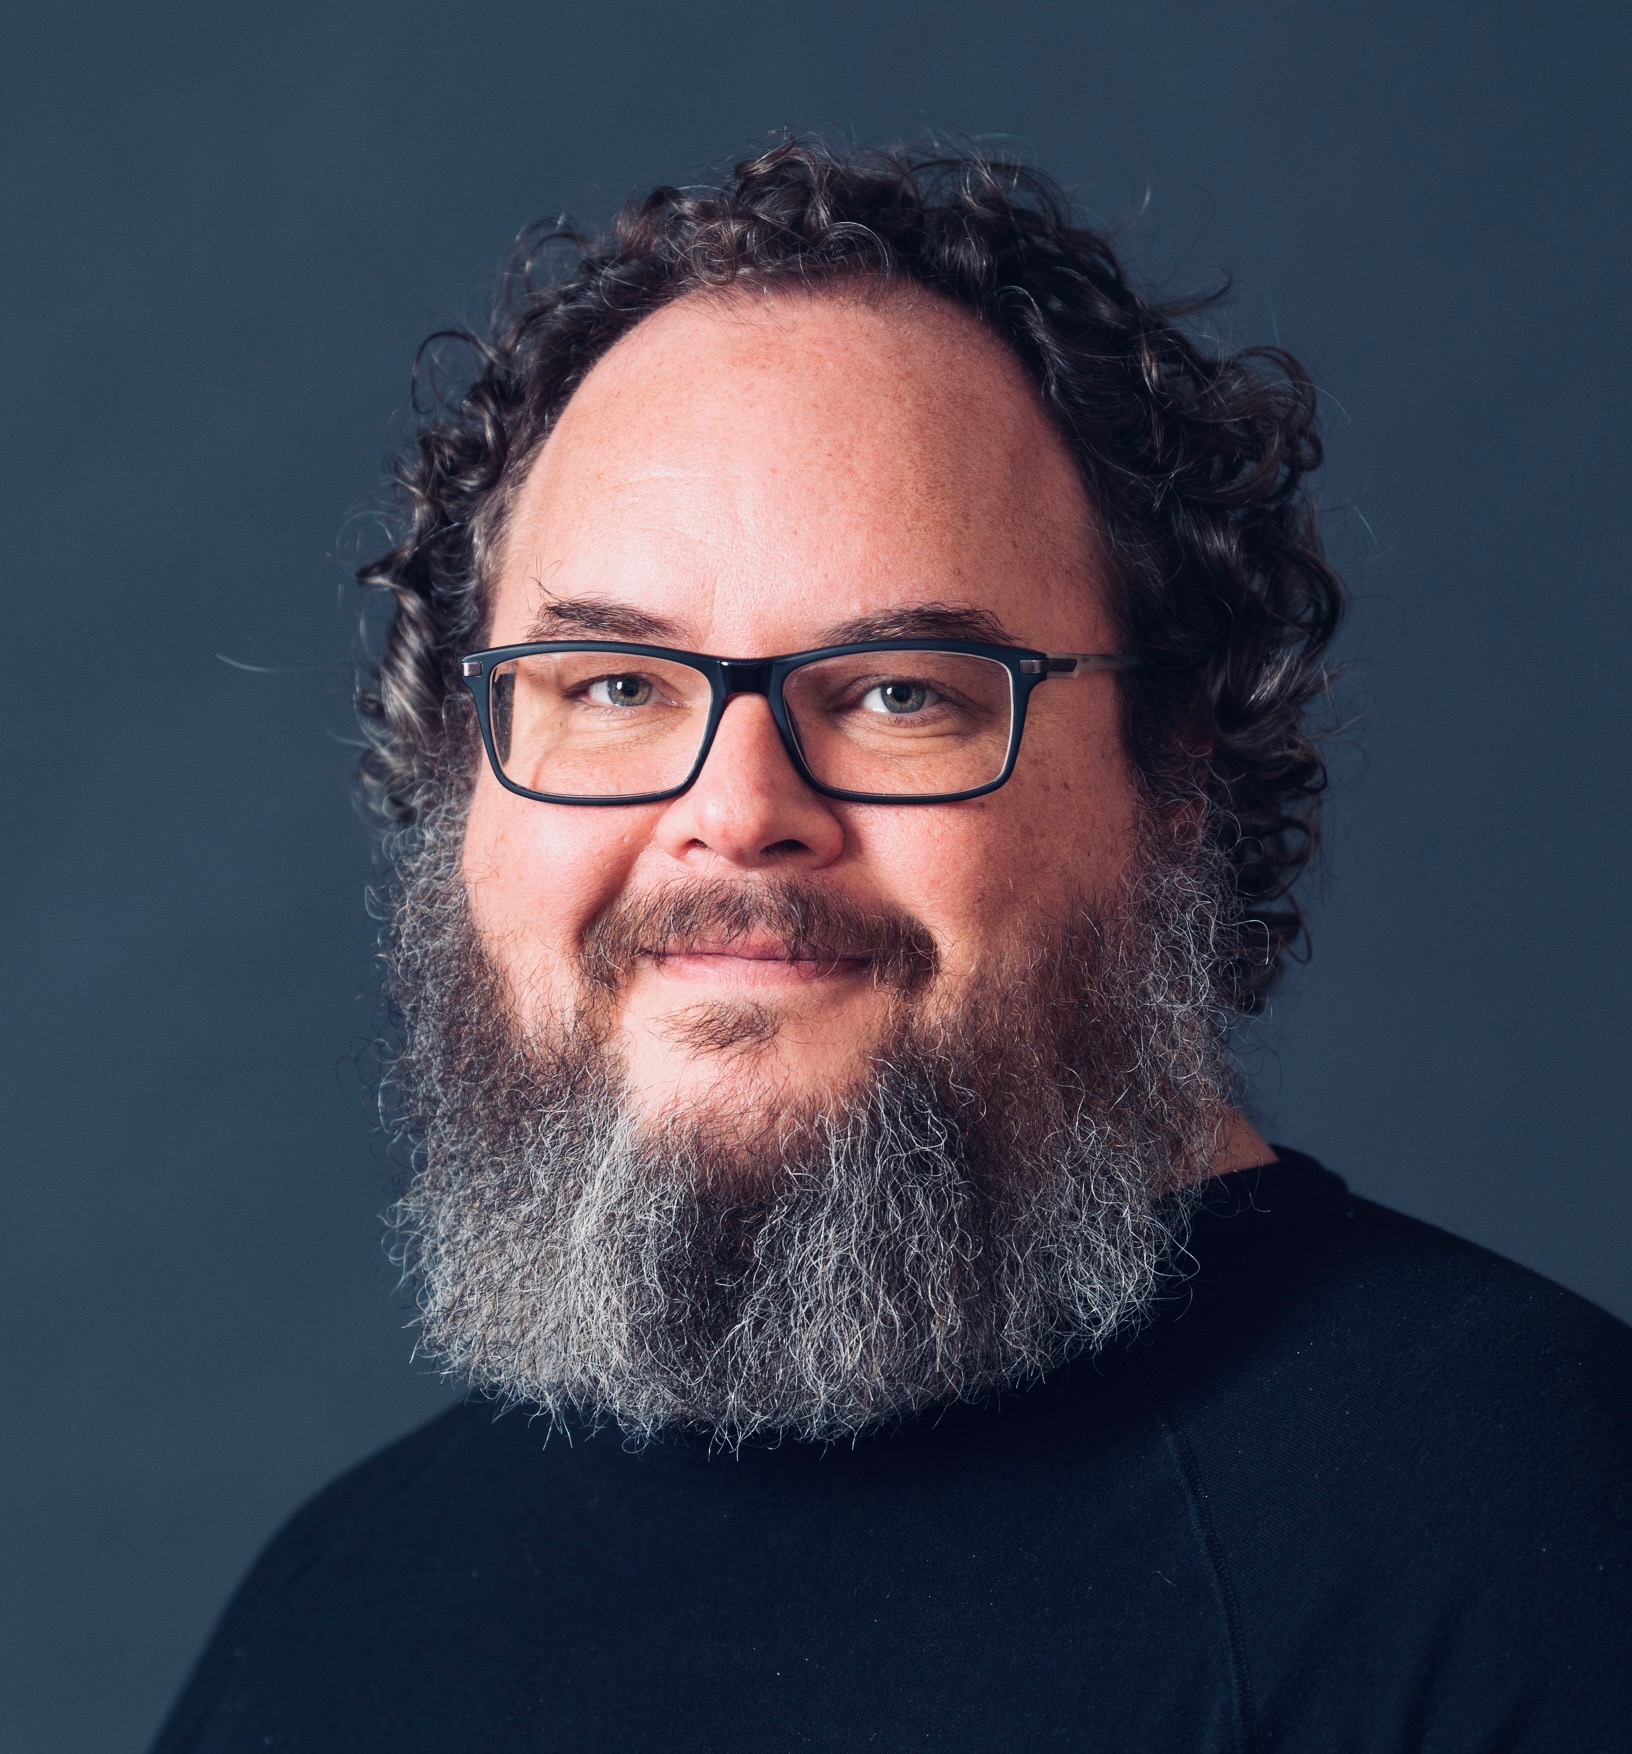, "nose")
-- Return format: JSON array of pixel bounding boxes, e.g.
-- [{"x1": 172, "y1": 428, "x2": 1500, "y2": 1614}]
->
[{"x1": 650, "y1": 693, "x2": 845, "y2": 872}]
